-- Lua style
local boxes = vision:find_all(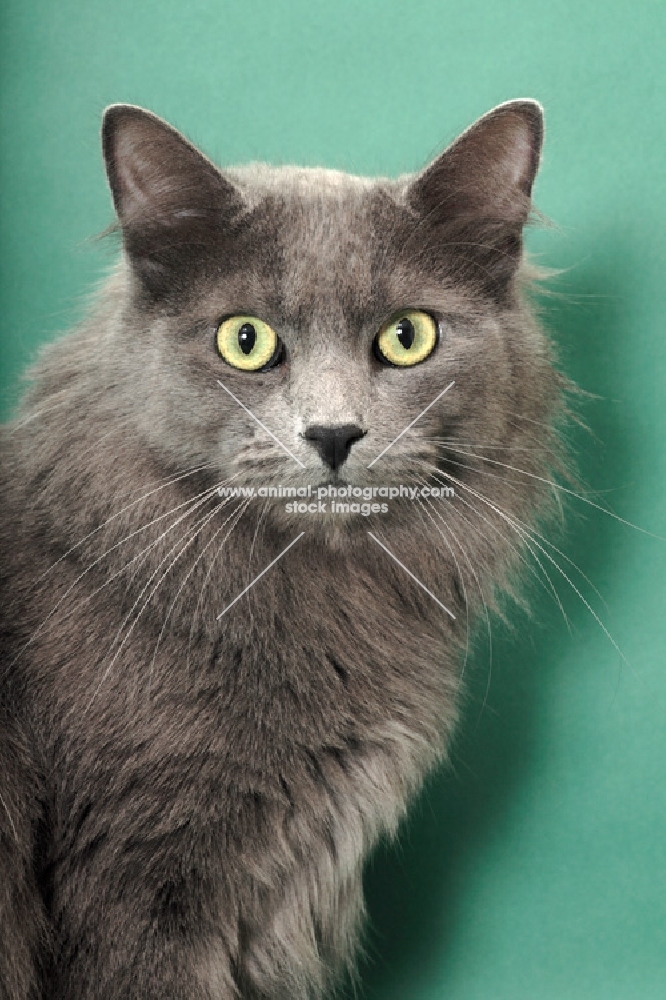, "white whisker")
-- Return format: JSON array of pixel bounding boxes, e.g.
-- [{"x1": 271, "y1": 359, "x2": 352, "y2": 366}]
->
[
  {"x1": 185, "y1": 501, "x2": 255, "y2": 674},
  {"x1": 7, "y1": 477, "x2": 237, "y2": 674},
  {"x1": 423, "y1": 461, "x2": 635, "y2": 674},
  {"x1": 449, "y1": 447, "x2": 665, "y2": 540},
  {"x1": 146, "y1": 497, "x2": 254, "y2": 695},
  {"x1": 84, "y1": 493, "x2": 246, "y2": 713},
  {"x1": 26, "y1": 461, "x2": 224, "y2": 594},
  {"x1": 412, "y1": 494, "x2": 471, "y2": 681},
  {"x1": 427, "y1": 450, "x2": 608, "y2": 613}
]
